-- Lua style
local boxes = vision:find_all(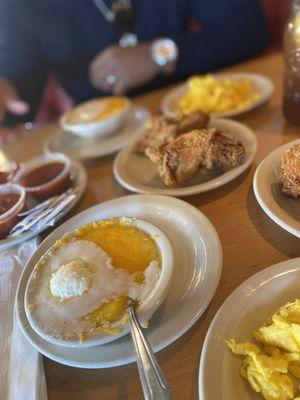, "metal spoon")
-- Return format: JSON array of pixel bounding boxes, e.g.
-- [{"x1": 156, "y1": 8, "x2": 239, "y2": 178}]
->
[{"x1": 128, "y1": 304, "x2": 171, "y2": 400}]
